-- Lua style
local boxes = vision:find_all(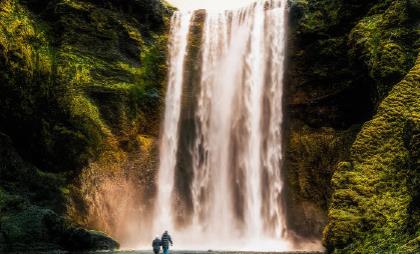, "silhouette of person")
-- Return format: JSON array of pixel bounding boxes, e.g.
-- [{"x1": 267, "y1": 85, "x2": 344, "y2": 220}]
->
[
  {"x1": 161, "y1": 230, "x2": 173, "y2": 254},
  {"x1": 152, "y1": 235, "x2": 162, "y2": 254}
]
